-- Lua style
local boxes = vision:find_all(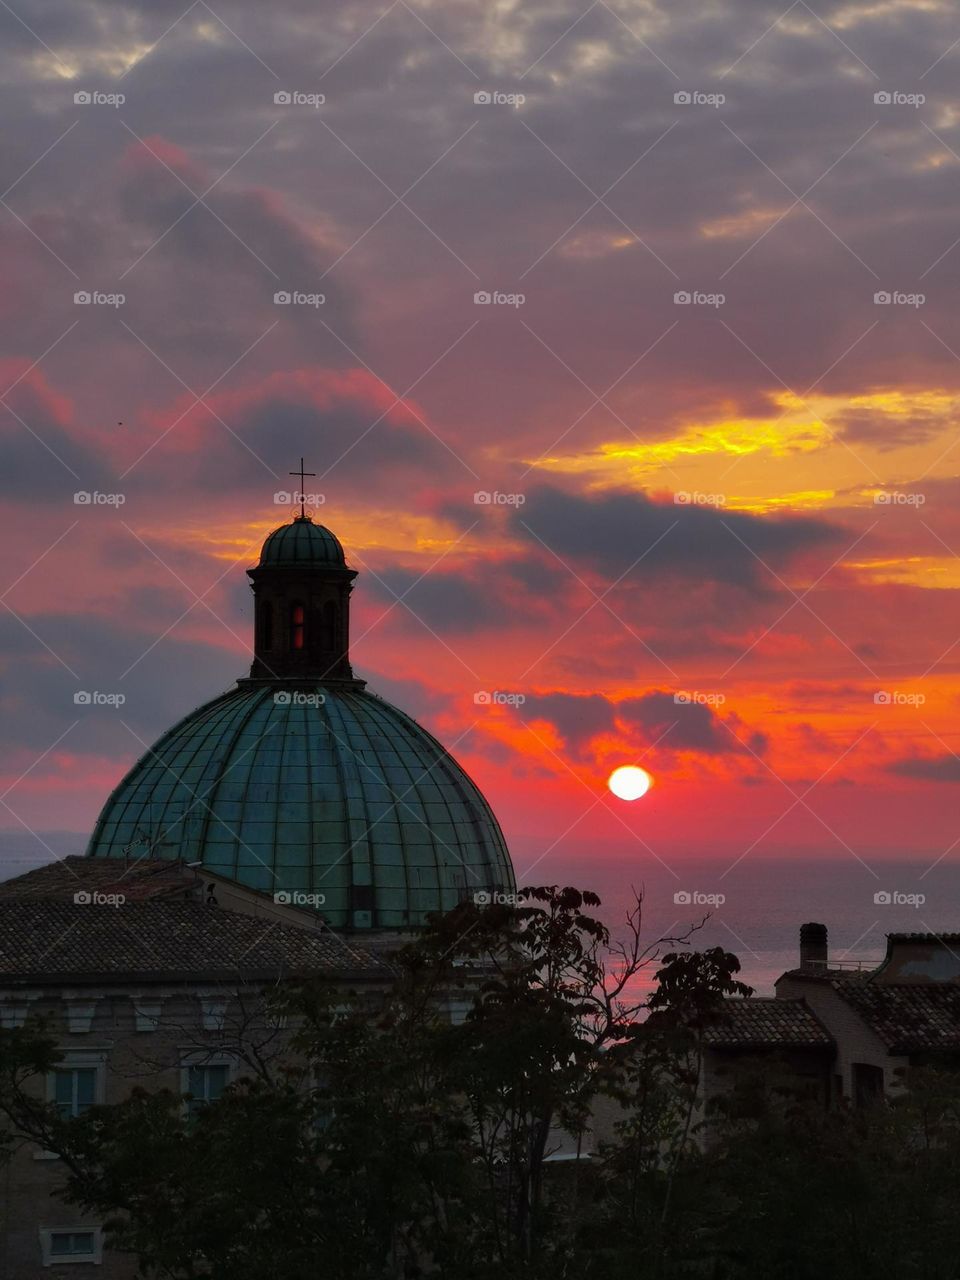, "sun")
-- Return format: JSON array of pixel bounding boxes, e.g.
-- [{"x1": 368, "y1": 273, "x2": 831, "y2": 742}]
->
[{"x1": 607, "y1": 765, "x2": 653, "y2": 801}]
